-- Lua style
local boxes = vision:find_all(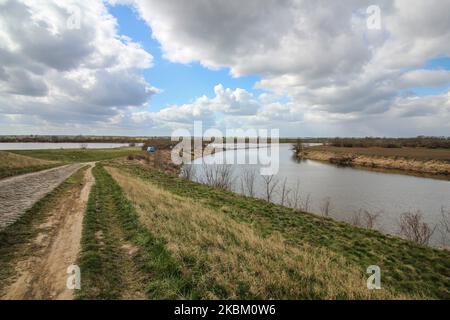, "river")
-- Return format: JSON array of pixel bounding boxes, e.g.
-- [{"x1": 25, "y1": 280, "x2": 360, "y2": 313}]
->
[{"x1": 190, "y1": 143, "x2": 450, "y2": 246}]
